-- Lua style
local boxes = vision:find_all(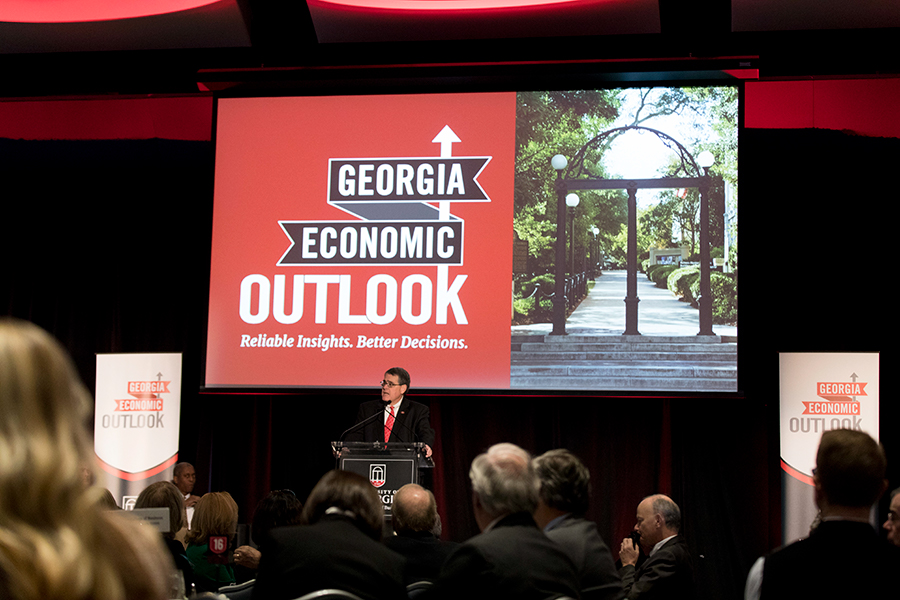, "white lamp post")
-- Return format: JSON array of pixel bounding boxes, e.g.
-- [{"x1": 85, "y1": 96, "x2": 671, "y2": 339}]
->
[{"x1": 565, "y1": 193, "x2": 579, "y2": 274}]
